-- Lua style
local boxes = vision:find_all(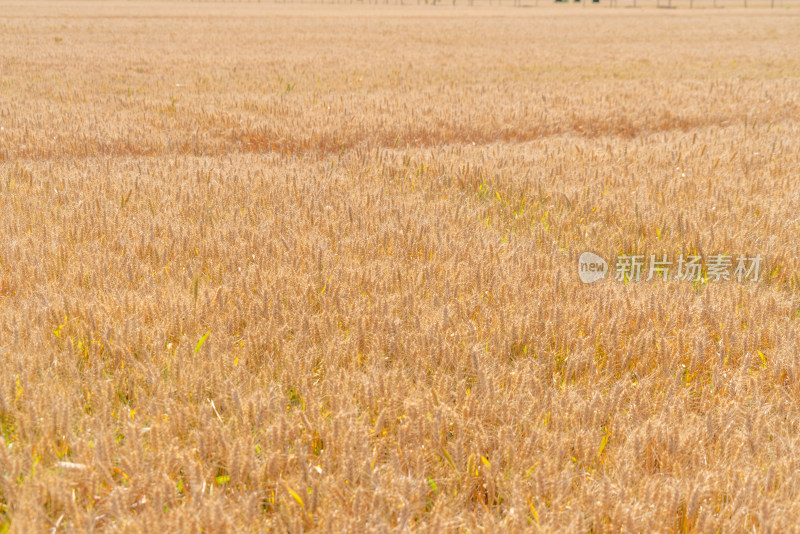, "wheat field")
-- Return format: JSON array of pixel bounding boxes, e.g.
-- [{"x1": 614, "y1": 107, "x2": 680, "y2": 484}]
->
[{"x1": 1, "y1": 2, "x2": 800, "y2": 532}]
